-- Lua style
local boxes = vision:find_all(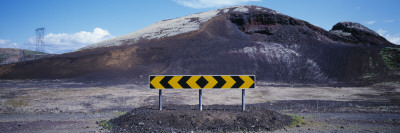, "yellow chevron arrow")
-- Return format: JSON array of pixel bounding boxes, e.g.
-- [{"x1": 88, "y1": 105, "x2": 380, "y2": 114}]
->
[
  {"x1": 150, "y1": 76, "x2": 165, "y2": 89},
  {"x1": 168, "y1": 76, "x2": 183, "y2": 89},
  {"x1": 221, "y1": 76, "x2": 235, "y2": 89},
  {"x1": 187, "y1": 76, "x2": 201, "y2": 89},
  {"x1": 239, "y1": 76, "x2": 254, "y2": 89},
  {"x1": 203, "y1": 76, "x2": 217, "y2": 89}
]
